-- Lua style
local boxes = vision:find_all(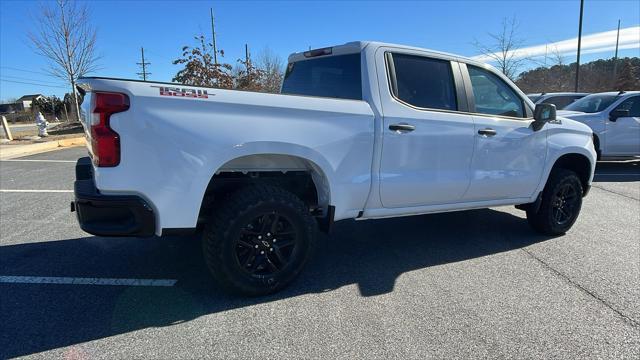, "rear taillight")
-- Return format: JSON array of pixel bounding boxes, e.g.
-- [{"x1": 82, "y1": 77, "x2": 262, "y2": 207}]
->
[
  {"x1": 303, "y1": 47, "x2": 332, "y2": 58},
  {"x1": 91, "y1": 92, "x2": 129, "y2": 167}
]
